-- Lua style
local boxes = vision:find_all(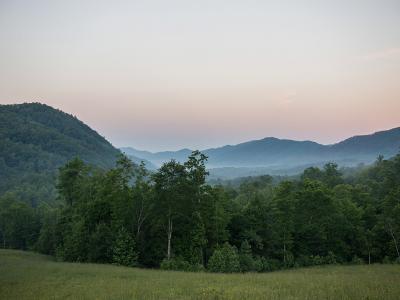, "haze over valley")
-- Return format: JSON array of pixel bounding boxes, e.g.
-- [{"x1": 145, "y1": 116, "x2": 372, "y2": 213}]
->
[{"x1": 122, "y1": 127, "x2": 400, "y2": 178}]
